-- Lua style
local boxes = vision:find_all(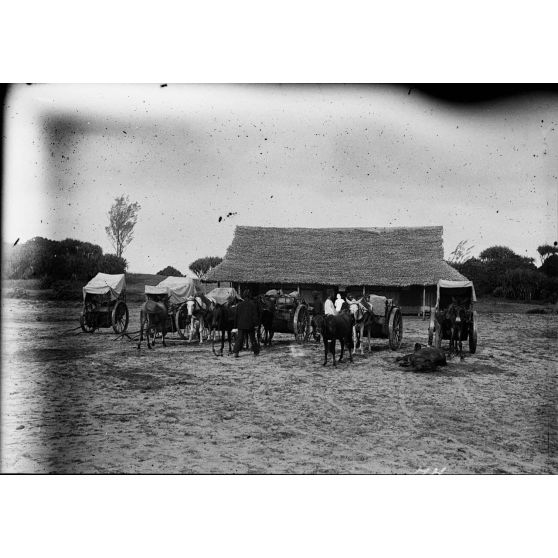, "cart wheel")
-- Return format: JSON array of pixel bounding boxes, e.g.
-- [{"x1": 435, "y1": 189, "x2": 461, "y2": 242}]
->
[
  {"x1": 388, "y1": 307, "x2": 403, "y2": 350},
  {"x1": 294, "y1": 304, "x2": 309, "y2": 343},
  {"x1": 112, "y1": 301, "x2": 129, "y2": 333},
  {"x1": 80, "y1": 312, "x2": 96, "y2": 333},
  {"x1": 175, "y1": 304, "x2": 191, "y2": 339},
  {"x1": 469, "y1": 312, "x2": 478, "y2": 354}
]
